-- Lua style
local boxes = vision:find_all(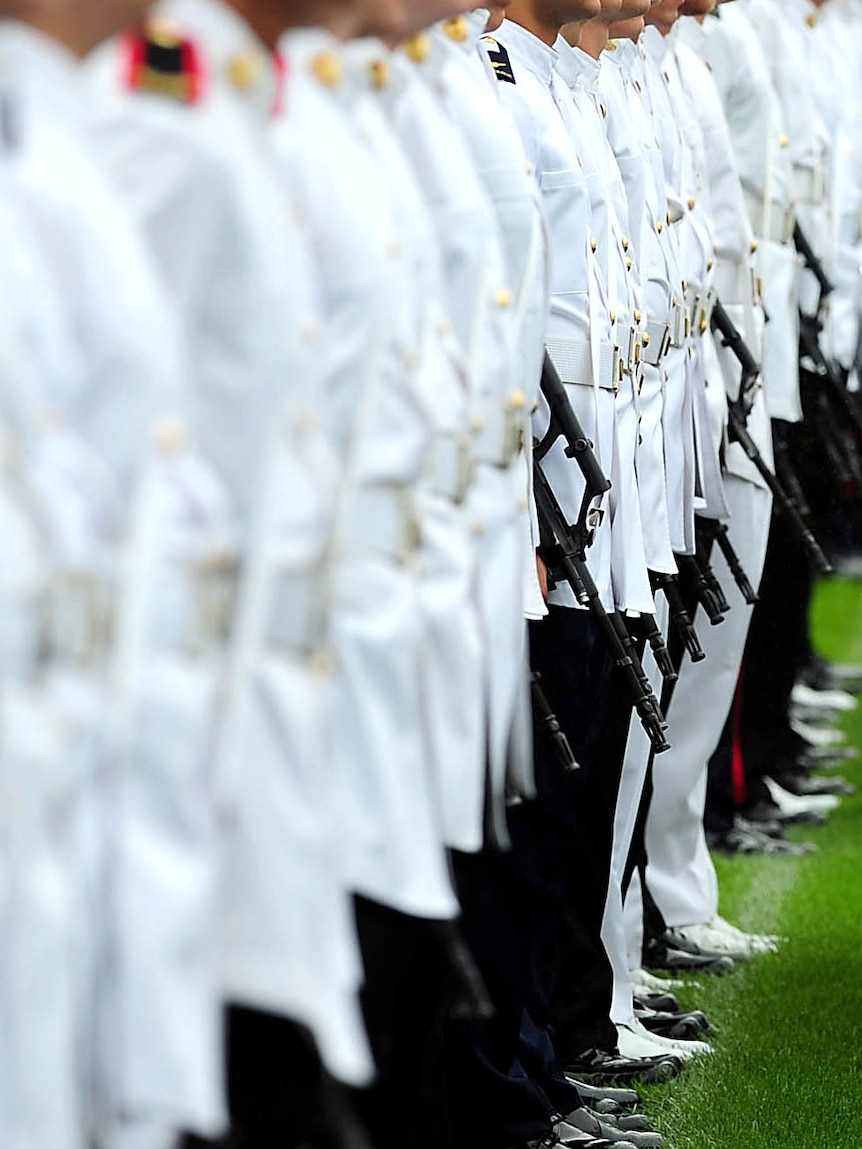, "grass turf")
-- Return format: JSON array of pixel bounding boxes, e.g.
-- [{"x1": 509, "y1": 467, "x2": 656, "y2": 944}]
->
[{"x1": 637, "y1": 577, "x2": 862, "y2": 1148}]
